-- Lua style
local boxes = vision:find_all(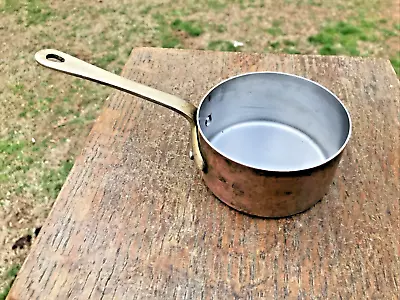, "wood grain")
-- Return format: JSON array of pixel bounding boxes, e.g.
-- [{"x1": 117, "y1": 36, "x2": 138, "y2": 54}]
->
[{"x1": 8, "y1": 48, "x2": 400, "y2": 299}]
